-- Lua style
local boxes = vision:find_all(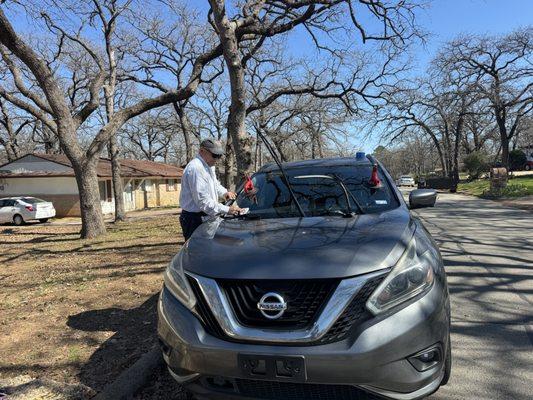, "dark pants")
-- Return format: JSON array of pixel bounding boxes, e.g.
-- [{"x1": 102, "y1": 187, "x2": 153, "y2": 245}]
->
[{"x1": 180, "y1": 210, "x2": 206, "y2": 241}]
